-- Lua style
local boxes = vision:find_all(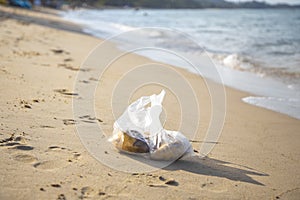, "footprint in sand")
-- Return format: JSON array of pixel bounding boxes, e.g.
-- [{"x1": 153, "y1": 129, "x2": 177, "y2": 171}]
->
[
  {"x1": 62, "y1": 119, "x2": 77, "y2": 125},
  {"x1": 0, "y1": 132, "x2": 33, "y2": 151},
  {"x1": 79, "y1": 186, "x2": 106, "y2": 199},
  {"x1": 57, "y1": 194, "x2": 66, "y2": 200},
  {"x1": 13, "y1": 50, "x2": 41, "y2": 57},
  {"x1": 89, "y1": 77, "x2": 98, "y2": 82},
  {"x1": 19, "y1": 98, "x2": 43, "y2": 110},
  {"x1": 33, "y1": 160, "x2": 69, "y2": 170},
  {"x1": 13, "y1": 153, "x2": 37, "y2": 163},
  {"x1": 33, "y1": 145, "x2": 81, "y2": 170},
  {"x1": 131, "y1": 174, "x2": 179, "y2": 188},
  {"x1": 79, "y1": 115, "x2": 103, "y2": 123},
  {"x1": 64, "y1": 58, "x2": 73, "y2": 62},
  {"x1": 13, "y1": 145, "x2": 34, "y2": 151},
  {"x1": 71, "y1": 186, "x2": 106, "y2": 199},
  {"x1": 51, "y1": 48, "x2": 65, "y2": 54},
  {"x1": 48, "y1": 145, "x2": 81, "y2": 159},
  {"x1": 58, "y1": 64, "x2": 90, "y2": 72},
  {"x1": 150, "y1": 175, "x2": 179, "y2": 187},
  {"x1": 79, "y1": 80, "x2": 90, "y2": 84},
  {"x1": 40, "y1": 125, "x2": 55, "y2": 129},
  {"x1": 19, "y1": 100, "x2": 32, "y2": 109},
  {"x1": 54, "y1": 89, "x2": 78, "y2": 96},
  {"x1": 61, "y1": 115, "x2": 103, "y2": 125}
]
